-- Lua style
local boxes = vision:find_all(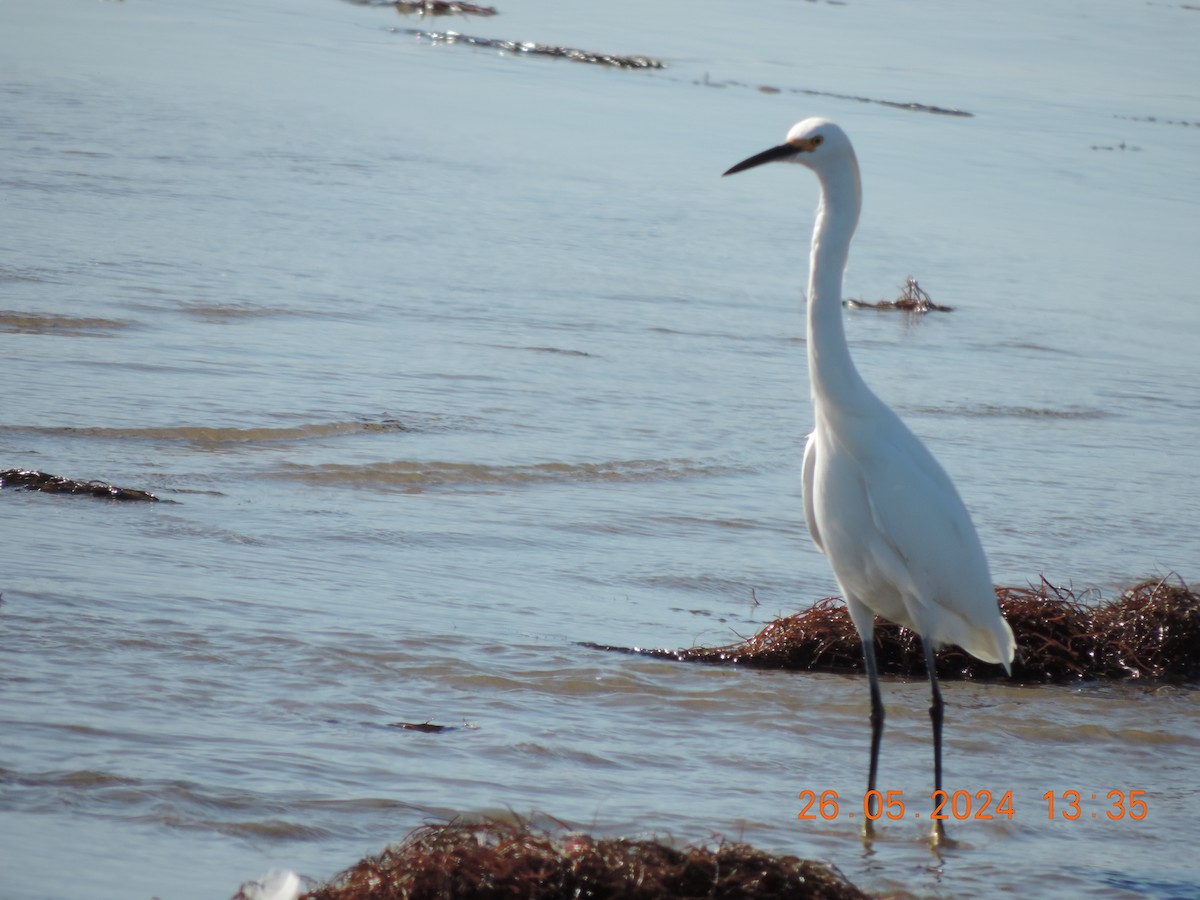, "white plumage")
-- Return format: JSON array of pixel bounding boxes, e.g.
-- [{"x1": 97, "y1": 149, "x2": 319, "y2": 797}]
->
[{"x1": 725, "y1": 118, "x2": 1015, "y2": 841}]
